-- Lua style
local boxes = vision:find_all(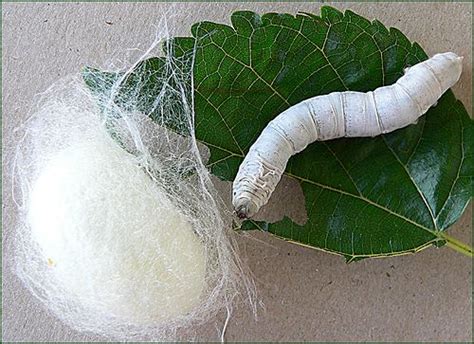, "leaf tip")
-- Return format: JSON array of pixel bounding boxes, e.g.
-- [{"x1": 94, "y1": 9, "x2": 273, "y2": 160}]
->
[
  {"x1": 321, "y1": 6, "x2": 344, "y2": 23},
  {"x1": 230, "y1": 11, "x2": 264, "y2": 37}
]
